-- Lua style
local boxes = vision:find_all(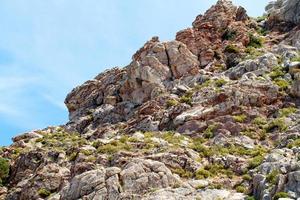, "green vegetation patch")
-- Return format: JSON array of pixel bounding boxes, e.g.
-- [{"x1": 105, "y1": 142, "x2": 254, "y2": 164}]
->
[
  {"x1": 248, "y1": 155, "x2": 264, "y2": 169},
  {"x1": 172, "y1": 167, "x2": 193, "y2": 178},
  {"x1": 266, "y1": 169, "x2": 280, "y2": 186},
  {"x1": 225, "y1": 45, "x2": 240, "y2": 54},
  {"x1": 0, "y1": 157, "x2": 9, "y2": 186},
  {"x1": 222, "y1": 29, "x2": 237, "y2": 41},
  {"x1": 287, "y1": 139, "x2": 300, "y2": 148},
  {"x1": 166, "y1": 99, "x2": 179, "y2": 108},
  {"x1": 196, "y1": 164, "x2": 233, "y2": 179},
  {"x1": 38, "y1": 188, "x2": 51, "y2": 198},
  {"x1": 279, "y1": 107, "x2": 298, "y2": 118},
  {"x1": 97, "y1": 139, "x2": 132, "y2": 154},
  {"x1": 273, "y1": 192, "x2": 289, "y2": 200},
  {"x1": 233, "y1": 114, "x2": 247, "y2": 123},
  {"x1": 247, "y1": 33, "x2": 263, "y2": 48},
  {"x1": 265, "y1": 118, "x2": 288, "y2": 133}
]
